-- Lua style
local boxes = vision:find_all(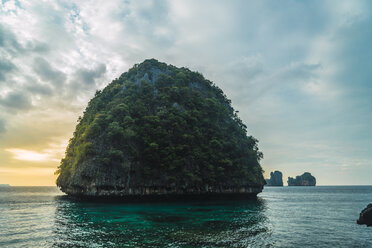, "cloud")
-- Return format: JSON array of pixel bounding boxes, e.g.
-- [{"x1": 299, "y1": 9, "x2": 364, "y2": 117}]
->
[
  {"x1": 63, "y1": 63, "x2": 107, "y2": 102},
  {"x1": 0, "y1": 117, "x2": 5, "y2": 133},
  {"x1": 225, "y1": 55, "x2": 266, "y2": 82},
  {"x1": 0, "y1": 91, "x2": 32, "y2": 110},
  {"x1": 0, "y1": 23, "x2": 23, "y2": 54},
  {"x1": 278, "y1": 63, "x2": 321, "y2": 83},
  {"x1": 74, "y1": 64, "x2": 106, "y2": 85},
  {"x1": 29, "y1": 42, "x2": 50, "y2": 53},
  {"x1": 32, "y1": 57, "x2": 67, "y2": 87},
  {"x1": 25, "y1": 81, "x2": 53, "y2": 96},
  {"x1": 0, "y1": 23, "x2": 51, "y2": 56},
  {"x1": 6, "y1": 148, "x2": 53, "y2": 162},
  {"x1": 0, "y1": 59, "x2": 16, "y2": 81},
  {"x1": 5, "y1": 145, "x2": 65, "y2": 163}
]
